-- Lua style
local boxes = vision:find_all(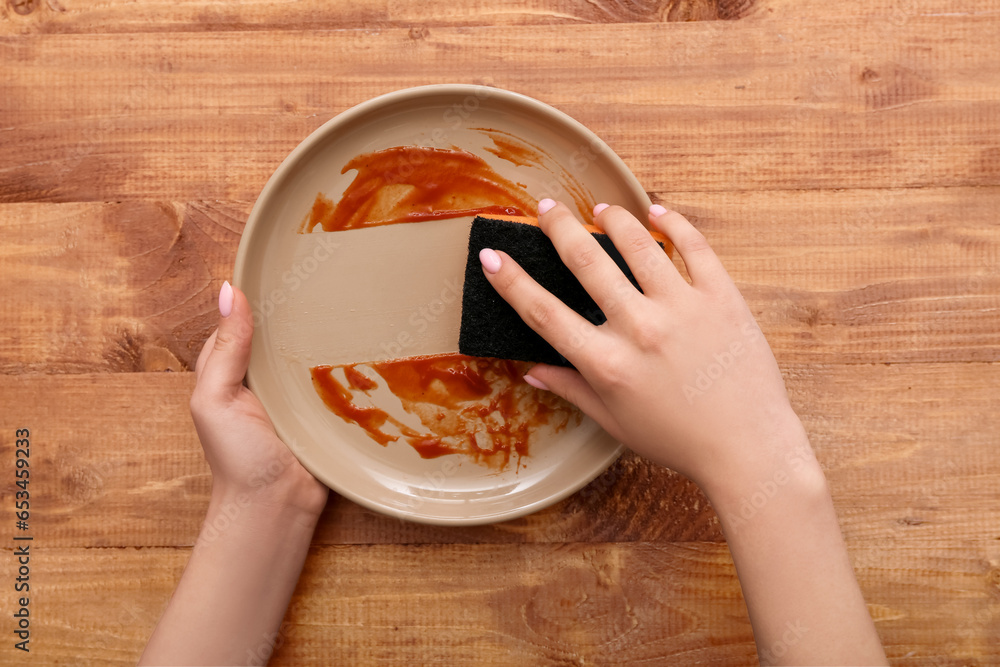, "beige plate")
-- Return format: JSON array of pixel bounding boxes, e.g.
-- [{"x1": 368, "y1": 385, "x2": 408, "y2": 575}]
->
[{"x1": 234, "y1": 84, "x2": 650, "y2": 525}]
